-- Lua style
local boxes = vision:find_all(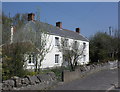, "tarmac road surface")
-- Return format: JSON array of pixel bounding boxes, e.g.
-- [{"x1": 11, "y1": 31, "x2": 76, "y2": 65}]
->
[{"x1": 52, "y1": 68, "x2": 118, "y2": 91}]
